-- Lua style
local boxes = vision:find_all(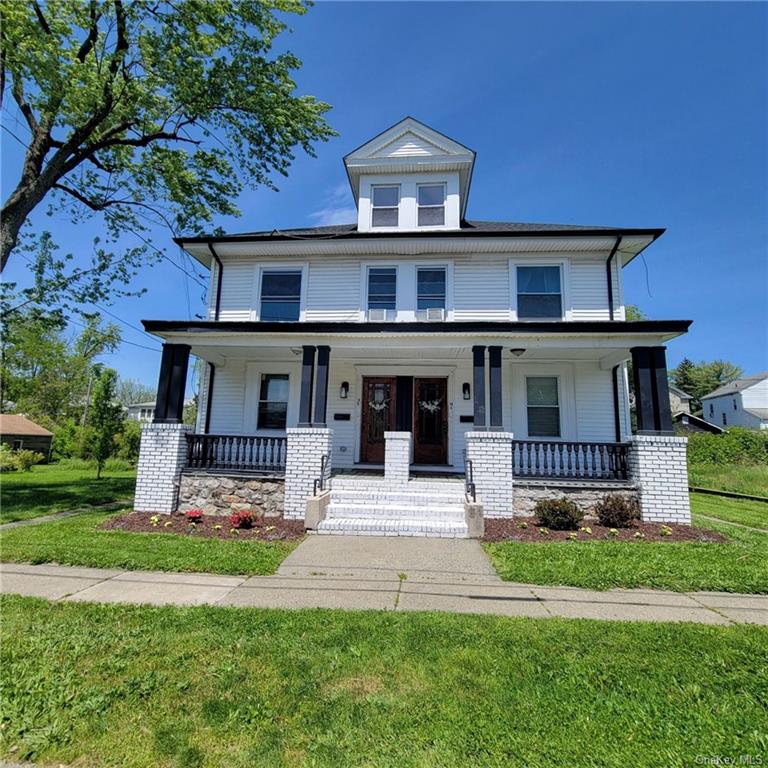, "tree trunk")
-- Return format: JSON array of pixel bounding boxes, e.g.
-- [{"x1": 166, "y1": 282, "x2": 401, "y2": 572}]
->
[{"x1": 1, "y1": 178, "x2": 51, "y2": 272}]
